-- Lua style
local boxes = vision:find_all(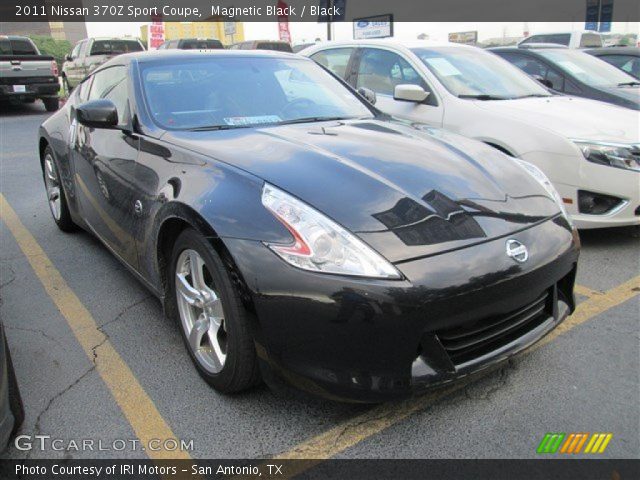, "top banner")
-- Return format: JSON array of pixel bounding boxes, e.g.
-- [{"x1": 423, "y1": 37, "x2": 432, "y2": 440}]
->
[{"x1": 1, "y1": 0, "x2": 638, "y2": 22}]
